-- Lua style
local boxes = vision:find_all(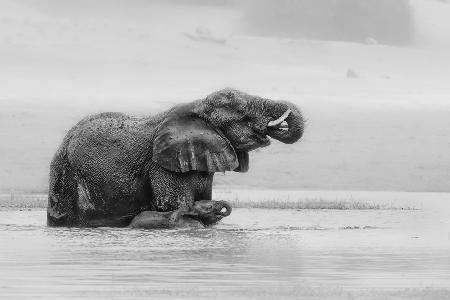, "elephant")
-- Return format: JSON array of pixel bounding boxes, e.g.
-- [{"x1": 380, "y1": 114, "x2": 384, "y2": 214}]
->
[
  {"x1": 47, "y1": 88, "x2": 304, "y2": 227},
  {"x1": 129, "y1": 200, "x2": 232, "y2": 229}
]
